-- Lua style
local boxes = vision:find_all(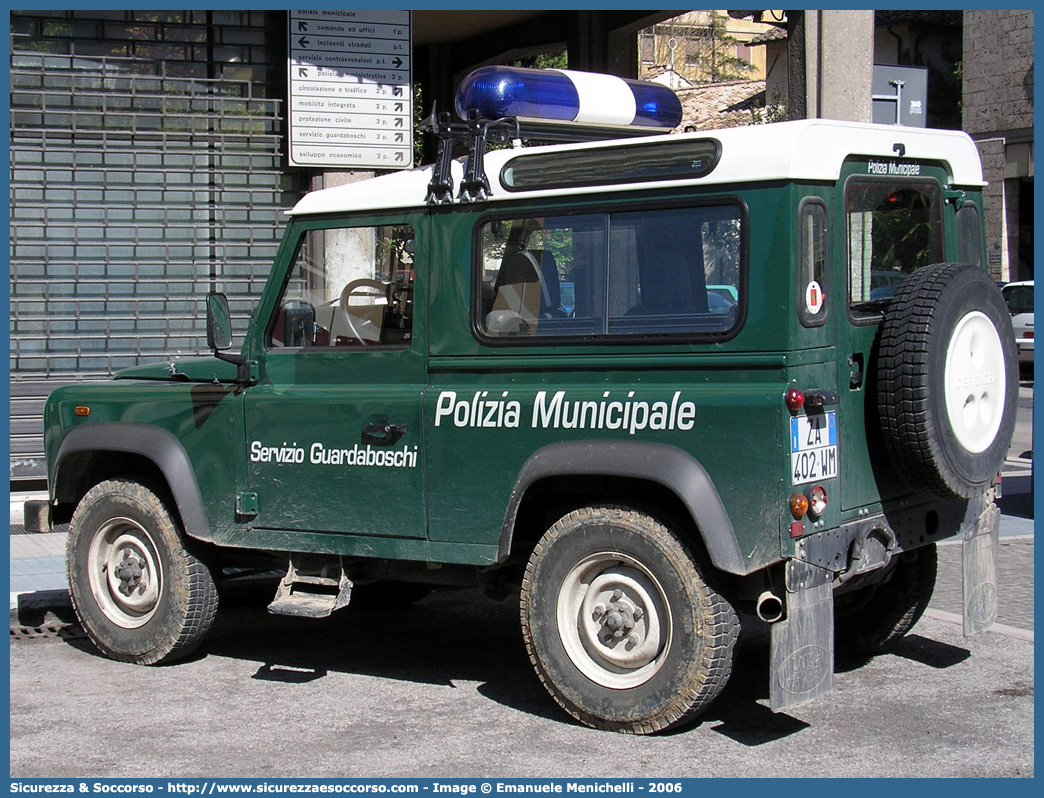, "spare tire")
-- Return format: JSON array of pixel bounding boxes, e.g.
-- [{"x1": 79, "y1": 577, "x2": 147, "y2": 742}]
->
[{"x1": 877, "y1": 262, "x2": 1017, "y2": 500}]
